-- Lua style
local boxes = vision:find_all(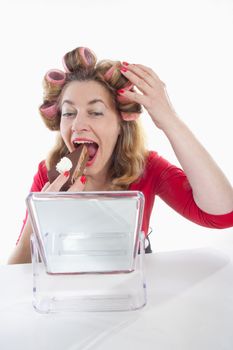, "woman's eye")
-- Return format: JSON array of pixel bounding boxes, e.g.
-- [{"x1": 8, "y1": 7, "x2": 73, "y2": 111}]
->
[
  {"x1": 89, "y1": 112, "x2": 103, "y2": 117},
  {"x1": 62, "y1": 112, "x2": 76, "y2": 118}
]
